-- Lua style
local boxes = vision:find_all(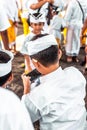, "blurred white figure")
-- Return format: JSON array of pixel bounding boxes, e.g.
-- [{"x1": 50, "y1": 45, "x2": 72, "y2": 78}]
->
[
  {"x1": 0, "y1": 2, "x2": 10, "y2": 50},
  {"x1": 2, "y1": 0, "x2": 19, "y2": 53}
]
